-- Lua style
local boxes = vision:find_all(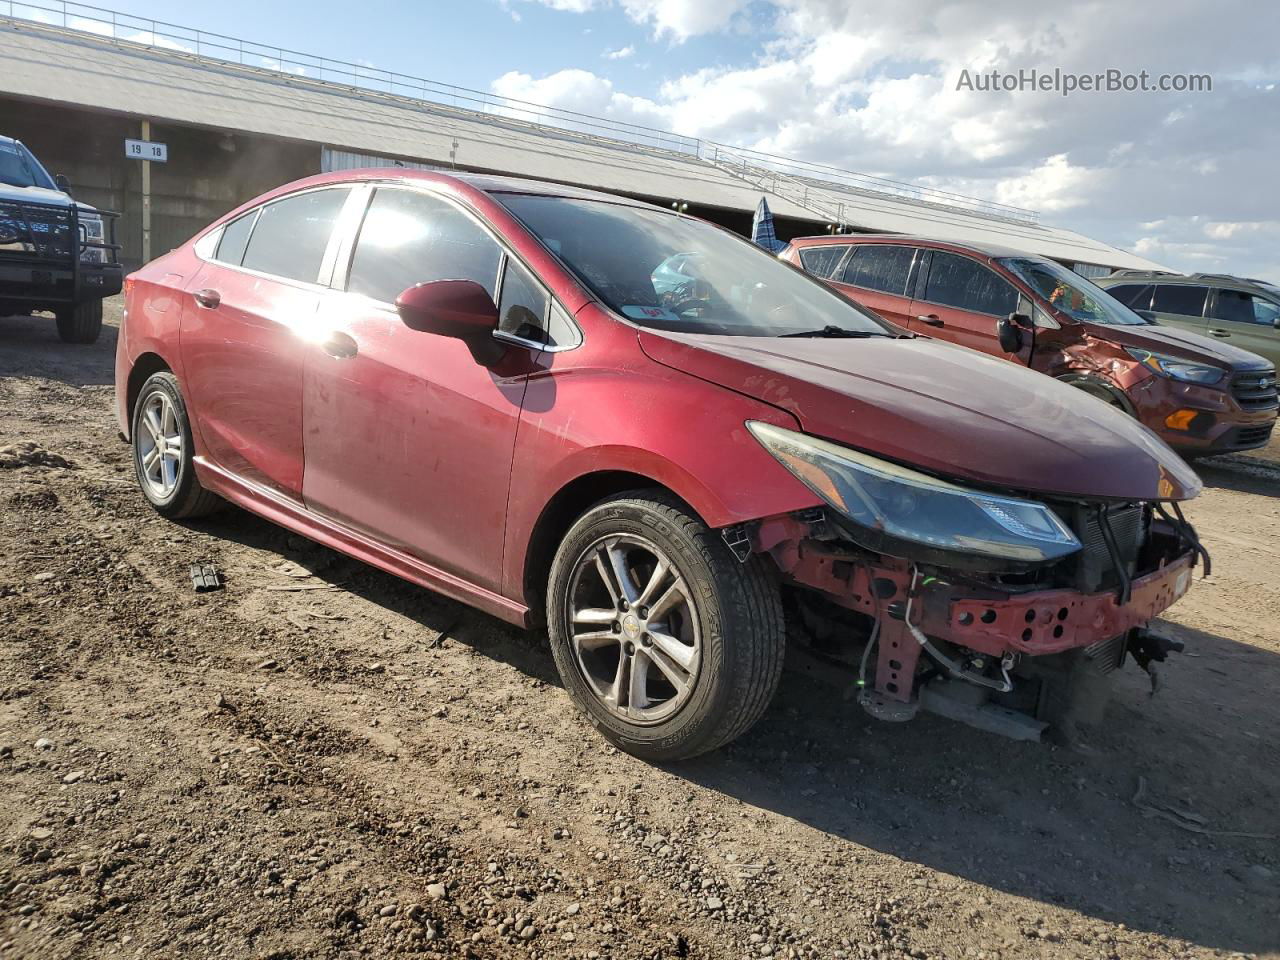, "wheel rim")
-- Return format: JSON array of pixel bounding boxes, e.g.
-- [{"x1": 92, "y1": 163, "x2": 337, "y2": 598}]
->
[
  {"x1": 137, "y1": 391, "x2": 183, "y2": 499},
  {"x1": 566, "y1": 534, "x2": 702, "y2": 725}
]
